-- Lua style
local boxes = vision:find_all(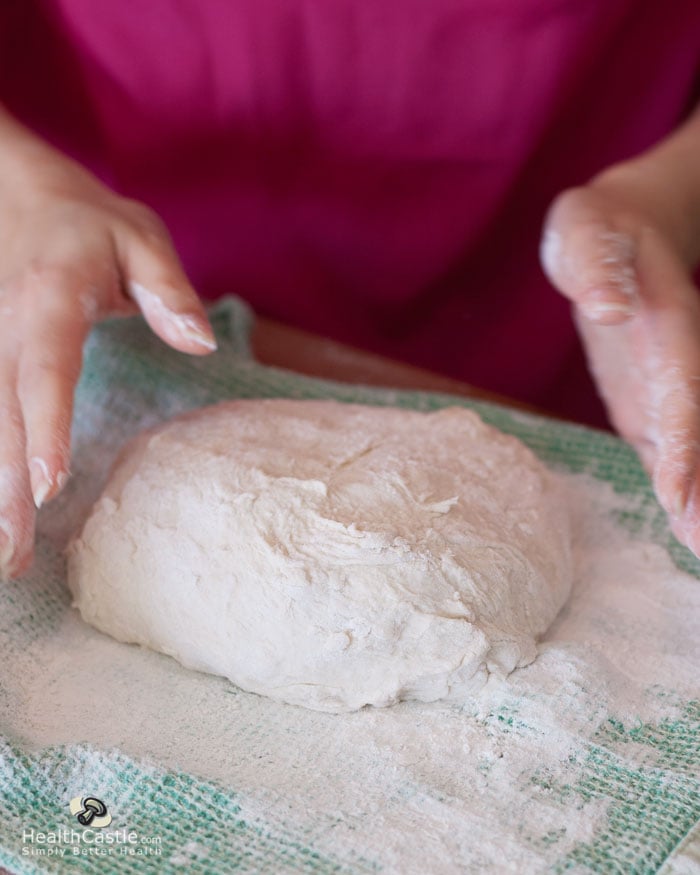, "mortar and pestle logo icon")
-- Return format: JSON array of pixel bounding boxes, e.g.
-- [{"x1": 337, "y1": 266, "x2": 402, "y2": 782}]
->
[{"x1": 69, "y1": 796, "x2": 112, "y2": 828}]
